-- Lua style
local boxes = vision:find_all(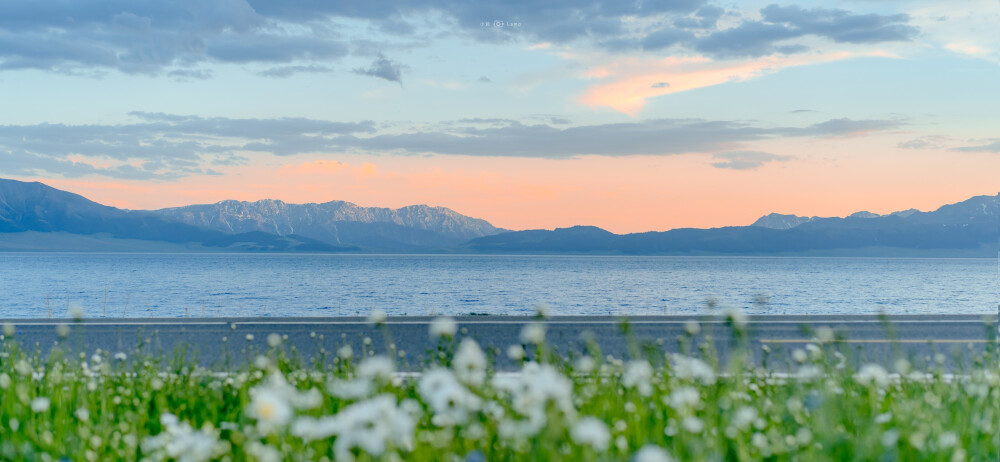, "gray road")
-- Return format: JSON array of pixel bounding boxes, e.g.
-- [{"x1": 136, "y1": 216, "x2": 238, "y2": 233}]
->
[{"x1": 2, "y1": 315, "x2": 998, "y2": 370}]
